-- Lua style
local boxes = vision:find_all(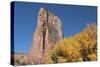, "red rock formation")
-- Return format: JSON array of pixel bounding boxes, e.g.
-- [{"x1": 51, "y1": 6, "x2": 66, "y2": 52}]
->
[{"x1": 27, "y1": 8, "x2": 63, "y2": 64}]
